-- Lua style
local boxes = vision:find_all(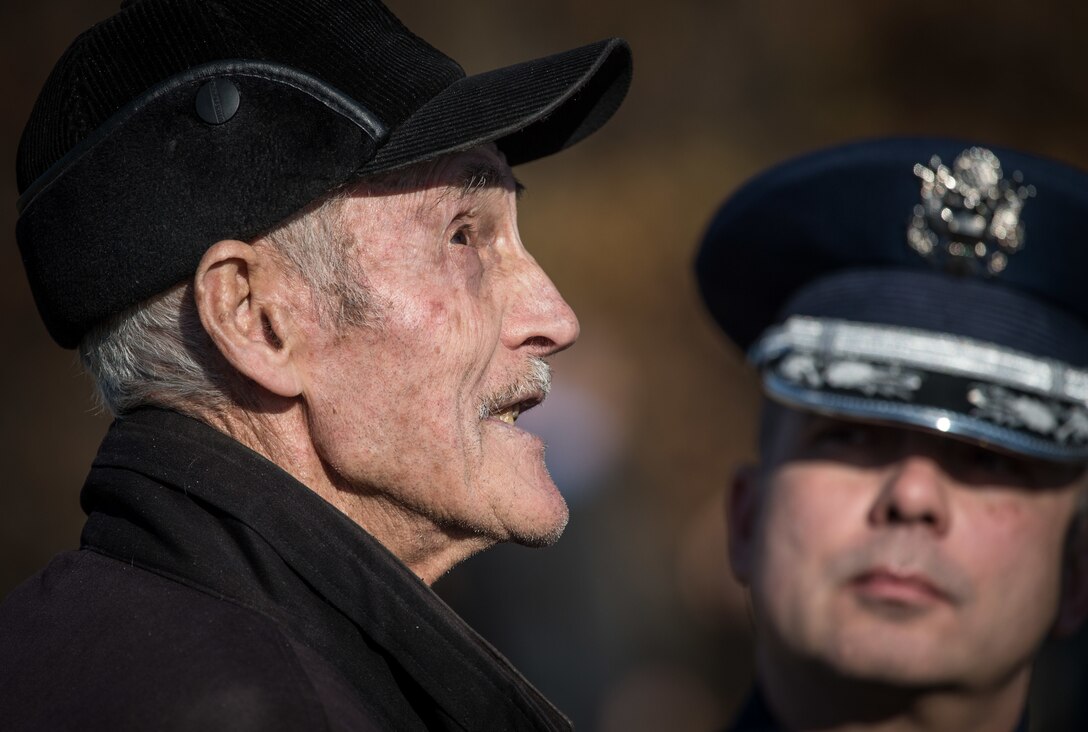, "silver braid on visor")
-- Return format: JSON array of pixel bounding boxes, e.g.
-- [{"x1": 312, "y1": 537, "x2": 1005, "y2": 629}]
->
[{"x1": 750, "y1": 316, "x2": 1088, "y2": 462}]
